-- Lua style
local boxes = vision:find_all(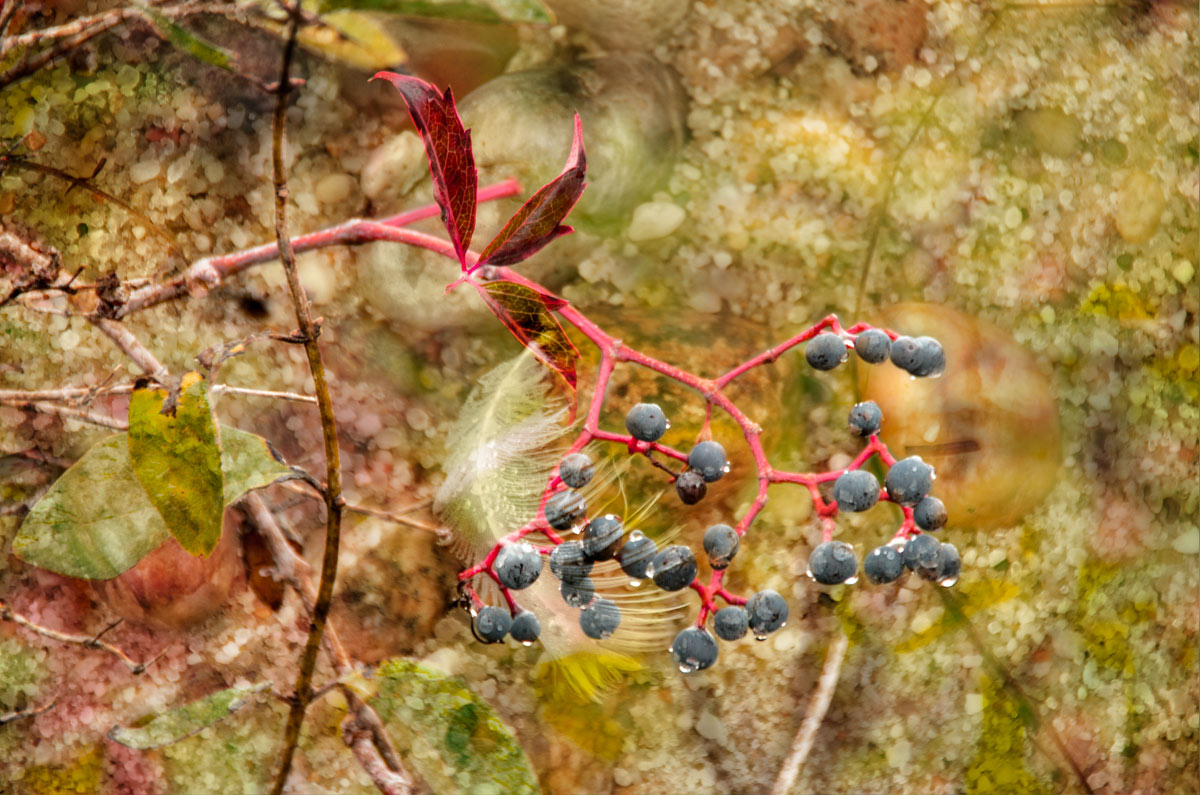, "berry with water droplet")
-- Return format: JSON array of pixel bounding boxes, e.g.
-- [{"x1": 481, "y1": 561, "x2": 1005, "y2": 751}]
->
[
  {"x1": 545, "y1": 489, "x2": 587, "y2": 530},
  {"x1": 650, "y1": 545, "x2": 698, "y2": 591},
  {"x1": 688, "y1": 441, "x2": 728, "y2": 483},
  {"x1": 671, "y1": 627, "x2": 718, "y2": 672},
  {"x1": 913, "y1": 495, "x2": 947, "y2": 531},
  {"x1": 937, "y1": 542, "x2": 961, "y2": 584},
  {"x1": 494, "y1": 541, "x2": 542, "y2": 590},
  {"x1": 625, "y1": 402, "x2": 668, "y2": 442},
  {"x1": 582, "y1": 514, "x2": 624, "y2": 560},
  {"x1": 559, "y1": 453, "x2": 594, "y2": 488},
  {"x1": 617, "y1": 530, "x2": 657, "y2": 579},
  {"x1": 885, "y1": 456, "x2": 934, "y2": 506},
  {"x1": 549, "y1": 540, "x2": 592, "y2": 581},
  {"x1": 863, "y1": 544, "x2": 905, "y2": 584},
  {"x1": 833, "y1": 469, "x2": 880, "y2": 513},
  {"x1": 746, "y1": 590, "x2": 788, "y2": 635},
  {"x1": 806, "y1": 332, "x2": 848, "y2": 371},
  {"x1": 474, "y1": 606, "x2": 511, "y2": 643},
  {"x1": 713, "y1": 606, "x2": 749, "y2": 641},
  {"x1": 855, "y1": 329, "x2": 892, "y2": 364},
  {"x1": 888, "y1": 336, "x2": 922, "y2": 373},
  {"x1": 808, "y1": 540, "x2": 858, "y2": 585},
  {"x1": 909, "y1": 336, "x2": 946, "y2": 377},
  {"x1": 675, "y1": 470, "x2": 707, "y2": 505},
  {"x1": 902, "y1": 533, "x2": 944, "y2": 579},
  {"x1": 580, "y1": 598, "x2": 621, "y2": 639},
  {"x1": 560, "y1": 577, "x2": 595, "y2": 608},
  {"x1": 702, "y1": 524, "x2": 740, "y2": 569},
  {"x1": 509, "y1": 611, "x2": 541, "y2": 644},
  {"x1": 848, "y1": 400, "x2": 883, "y2": 437}
]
